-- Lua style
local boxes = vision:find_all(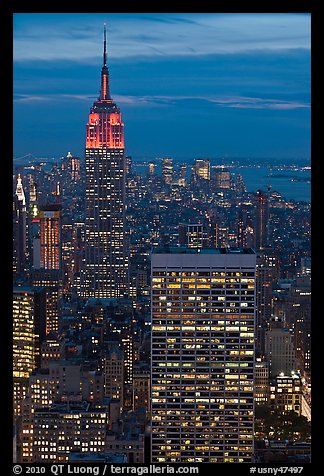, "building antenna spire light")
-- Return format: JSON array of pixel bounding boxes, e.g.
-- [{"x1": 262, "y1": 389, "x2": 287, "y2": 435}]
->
[
  {"x1": 99, "y1": 23, "x2": 111, "y2": 101},
  {"x1": 103, "y1": 23, "x2": 107, "y2": 67}
]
